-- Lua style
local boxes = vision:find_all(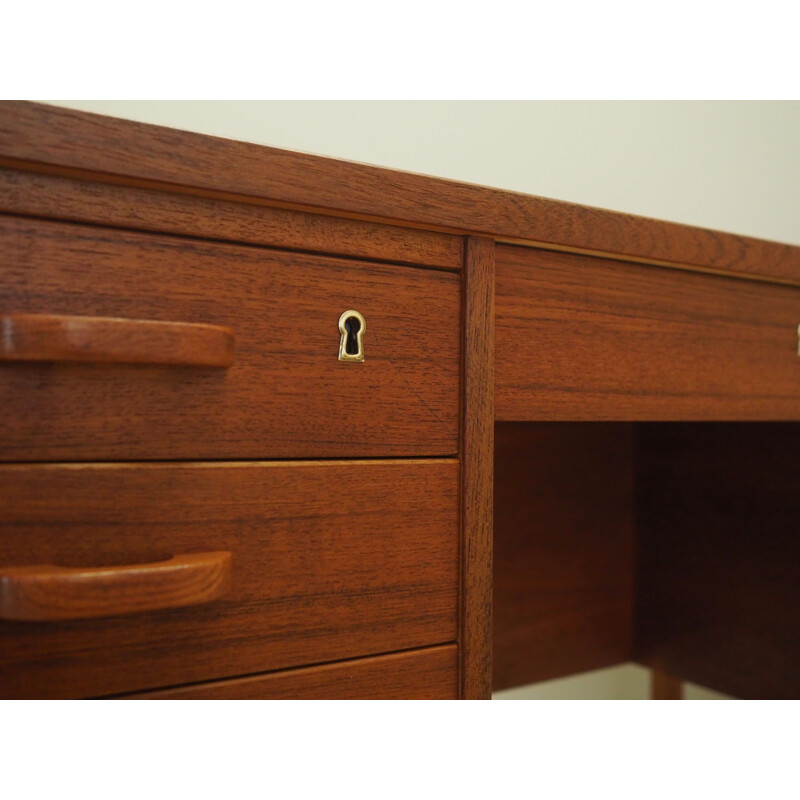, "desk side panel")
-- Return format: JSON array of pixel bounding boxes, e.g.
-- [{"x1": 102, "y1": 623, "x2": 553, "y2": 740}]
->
[{"x1": 493, "y1": 422, "x2": 634, "y2": 691}]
